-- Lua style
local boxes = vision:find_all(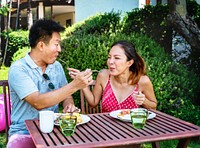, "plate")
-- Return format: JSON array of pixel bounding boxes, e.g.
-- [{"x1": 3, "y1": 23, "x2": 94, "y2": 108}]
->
[
  {"x1": 54, "y1": 113, "x2": 90, "y2": 126},
  {"x1": 109, "y1": 109, "x2": 156, "y2": 122}
]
